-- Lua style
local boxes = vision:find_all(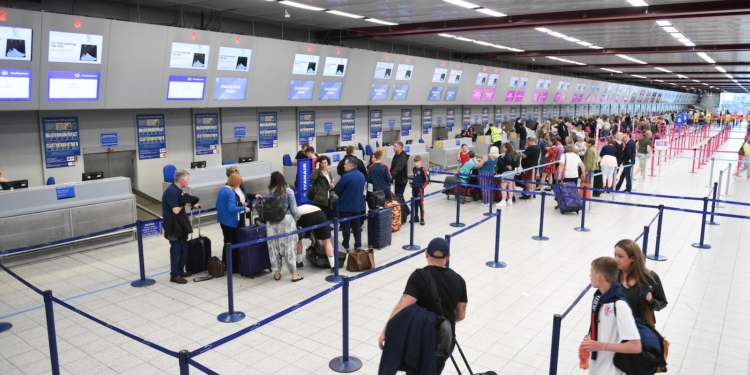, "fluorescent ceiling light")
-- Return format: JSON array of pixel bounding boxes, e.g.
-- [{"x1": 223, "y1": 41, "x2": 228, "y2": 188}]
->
[
  {"x1": 662, "y1": 26, "x2": 679, "y2": 33},
  {"x1": 549, "y1": 31, "x2": 566, "y2": 38},
  {"x1": 454, "y1": 36, "x2": 474, "y2": 42},
  {"x1": 443, "y1": 0, "x2": 480, "y2": 9},
  {"x1": 702, "y1": 83, "x2": 708, "y2": 85},
  {"x1": 325, "y1": 10, "x2": 364, "y2": 18},
  {"x1": 655, "y1": 79, "x2": 664, "y2": 82},
  {"x1": 725, "y1": 74, "x2": 733, "y2": 78},
  {"x1": 676, "y1": 74, "x2": 688, "y2": 78},
  {"x1": 656, "y1": 20, "x2": 671, "y2": 26},
  {"x1": 547, "y1": 56, "x2": 586, "y2": 65},
  {"x1": 627, "y1": 0, "x2": 649, "y2": 6},
  {"x1": 715, "y1": 66, "x2": 726, "y2": 73},
  {"x1": 692, "y1": 79, "x2": 700, "y2": 82},
  {"x1": 696, "y1": 52, "x2": 715, "y2": 63},
  {"x1": 507, "y1": 48, "x2": 525, "y2": 52},
  {"x1": 655, "y1": 67, "x2": 672, "y2": 73},
  {"x1": 588, "y1": 46, "x2": 604, "y2": 49},
  {"x1": 365, "y1": 18, "x2": 398, "y2": 25},
  {"x1": 278, "y1": 1, "x2": 324, "y2": 11},
  {"x1": 473, "y1": 40, "x2": 494, "y2": 46},
  {"x1": 683, "y1": 42, "x2": 696, "y2": 47},
  {"x1": 492, "y1": 44, "x2": 509, "y2": 49},
  {"x1": 602, "y1": 68, "x2": 623, "y2": 73},
  {"x1": 438, "y1": 33, "x2": 455, "y2": 38},
  {"x1": 535, "y1": 27, "x2": 552, "y2": 33},
  {"x1": 564, "y1": 37, "x2": 581, "y2": 42},
  {"x1": 617, "y1": 54, "x2": 648, "y2": 64},
  {"x1": 670, "y1": 32, "x2": 685, "y2": 39},
  {"x1": 476, "y1": 8, "x2": 506, "y2": 17},
  {"x1": 577, "y1": 41, "x2": 593, "y2": 46},
  {"x1": 631, "y1": 75, "x2": 648, "y2": 79},
  {"x1": 670, "y1": 83, "x2": 677, "y2": 85}
]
